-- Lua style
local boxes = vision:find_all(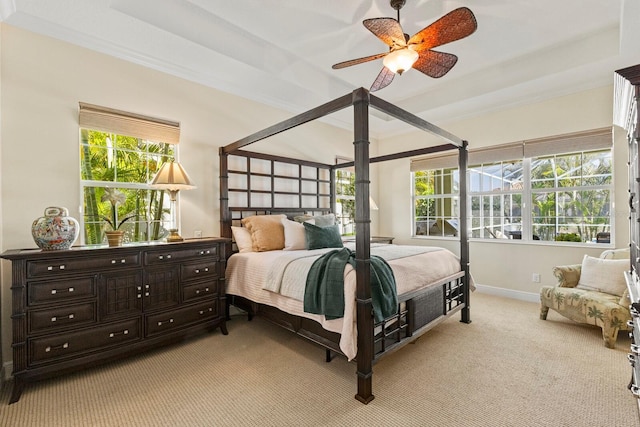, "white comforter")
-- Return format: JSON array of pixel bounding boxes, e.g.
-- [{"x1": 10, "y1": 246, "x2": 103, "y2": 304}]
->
[{"x1": 225, "y1": 243, "x2": 464, "y2": 360}]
